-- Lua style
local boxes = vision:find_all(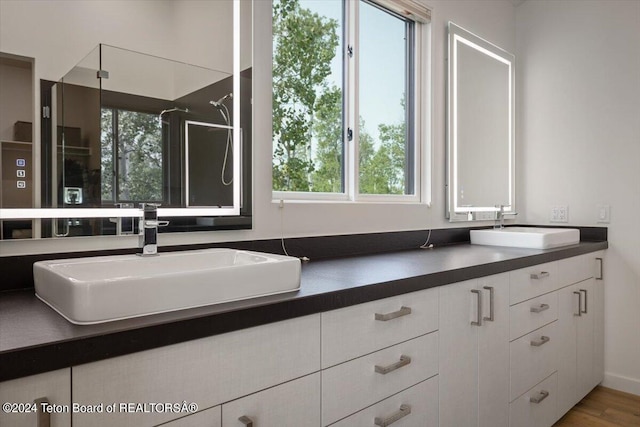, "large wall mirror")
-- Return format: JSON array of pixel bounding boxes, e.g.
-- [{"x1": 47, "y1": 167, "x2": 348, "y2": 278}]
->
[
  {"x1": 446, "y1": 22, "x2": 515, "y2": 222},
  {"x1": 0, "y1": 0, "x2": 252, "y2": 240}
]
